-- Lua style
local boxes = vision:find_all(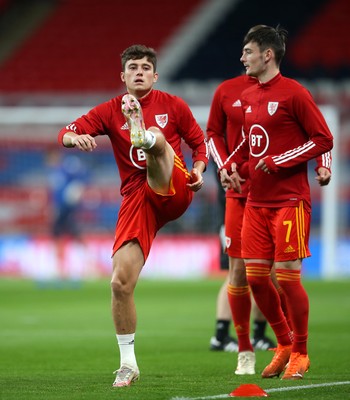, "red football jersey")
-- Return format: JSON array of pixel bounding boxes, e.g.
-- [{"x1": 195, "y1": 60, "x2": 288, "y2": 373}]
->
[
  {"x1": 58, "y1": 90, "x2": 209, "y2": 196},
  {"x1": 223, "y1": 73, "x2": 333, "y2": 211},
  {"x1": 207, "y1": 75, "x2": 256, "y2": 199}
]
